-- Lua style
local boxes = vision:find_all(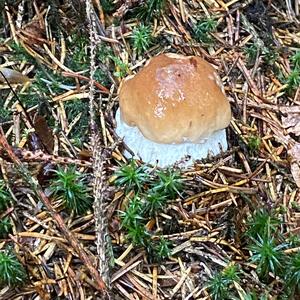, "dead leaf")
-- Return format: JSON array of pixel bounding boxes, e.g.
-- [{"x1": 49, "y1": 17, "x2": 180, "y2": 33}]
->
[
  {"x1": 288, "y1": 143, "x2": 300, "y2": 188},
  {"x1": 290, "y1": 163, "x2": 300, "y2": 188},
  {"x1": 282, "y1": 106, "x2": 300, "y2": 136},
  {"x1": 21, "y1": 20, "x2": 48, "y2": 46},
  {"x1": 0, "y1": 67, "x2": 30, "y2": 84},
  {"x1": 33, "y1": 115, "x2": 54, "y2": 154}
]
